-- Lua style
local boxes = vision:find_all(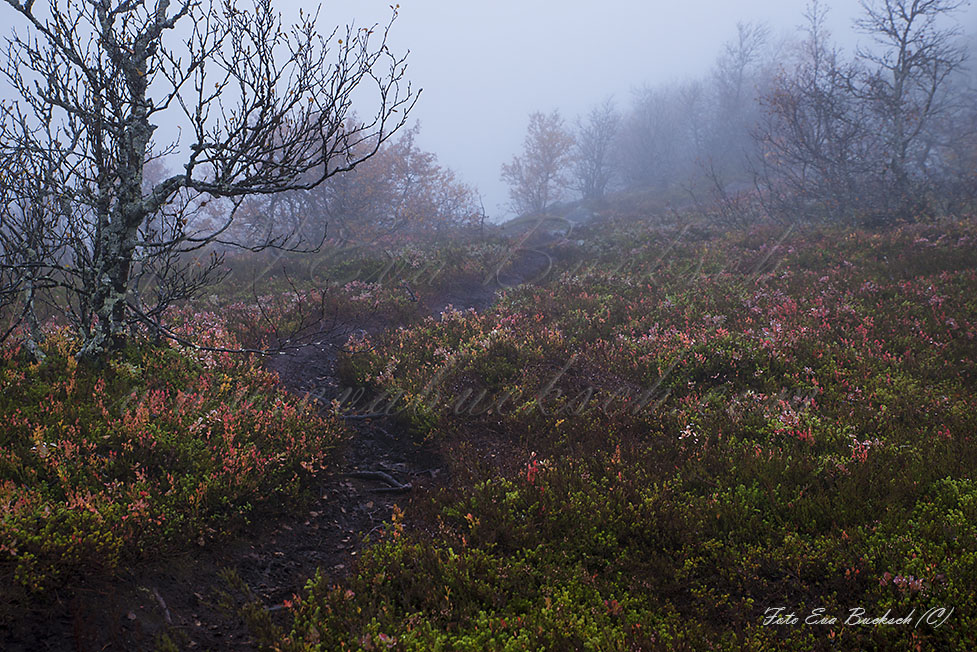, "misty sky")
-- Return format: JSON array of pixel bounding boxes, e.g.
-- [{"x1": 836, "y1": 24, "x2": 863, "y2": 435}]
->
[
  {"x1": 1, "y1": 1, "x2": 974, "y2": 221},
  {"x1": 322, "y1": 0, "x2": 894, "y2": 219}
]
